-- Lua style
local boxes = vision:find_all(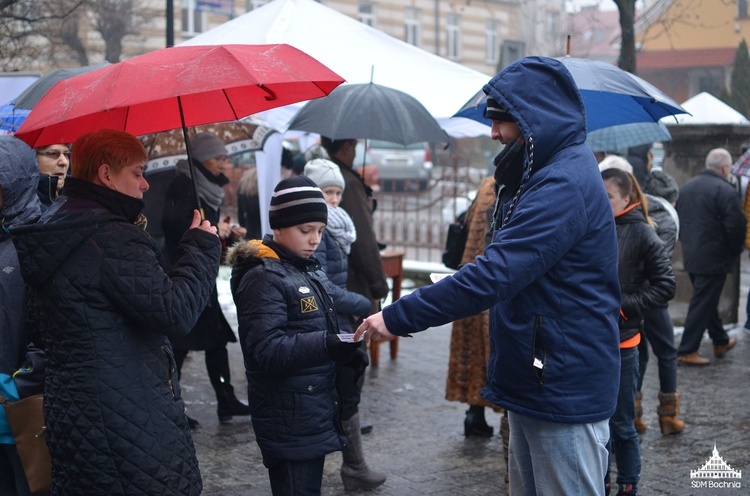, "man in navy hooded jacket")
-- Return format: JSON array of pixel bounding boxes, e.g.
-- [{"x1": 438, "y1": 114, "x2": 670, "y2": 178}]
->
[{"x1": 355, "y1": 56, "x2": 621, "y2": 495}]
